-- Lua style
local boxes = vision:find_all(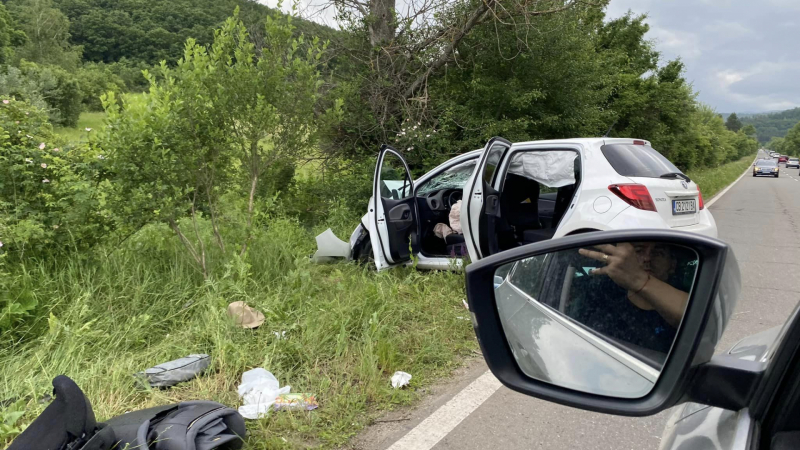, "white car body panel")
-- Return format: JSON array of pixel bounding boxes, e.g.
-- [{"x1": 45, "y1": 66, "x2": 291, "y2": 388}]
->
[{"x1": 321, "y1": 137, "x2": 719, "y2": 271}]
